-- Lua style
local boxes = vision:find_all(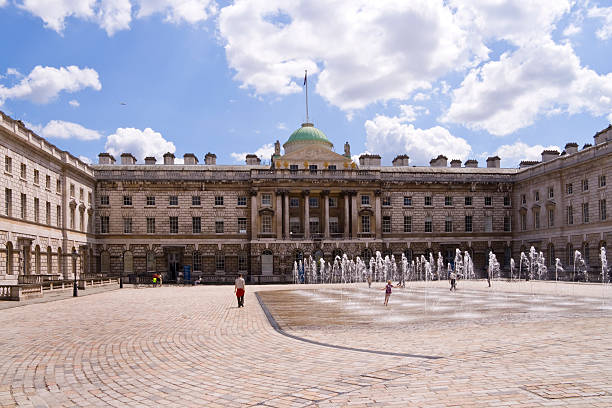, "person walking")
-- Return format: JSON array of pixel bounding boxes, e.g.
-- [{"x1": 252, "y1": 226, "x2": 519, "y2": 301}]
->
[
  {"x1": 381, "y1": 280, "x2": 395, "y2": 306},
  {"x1": 367, "y1": 275, "x2": 372, "y2": 288},
  {"x1": 486, "y1": 266, "x2": 491, "y2": 288},
  {"x1": 235, "y1": 274, "x2": 246, "y2": 308},
  {"x1": 449, "y1": 271, "x2": 457, "y2": 291}
]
